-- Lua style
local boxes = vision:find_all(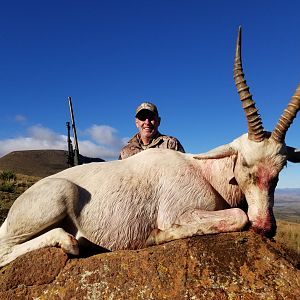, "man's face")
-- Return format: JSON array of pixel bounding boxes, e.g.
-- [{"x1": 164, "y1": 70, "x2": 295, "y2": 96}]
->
[{"x1": 135, "y1": 110, "x2": 160, "y2": 141}]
